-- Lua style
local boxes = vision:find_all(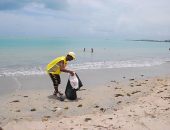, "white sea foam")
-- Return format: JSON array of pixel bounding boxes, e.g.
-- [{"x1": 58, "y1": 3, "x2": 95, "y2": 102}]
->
[
  {"x1": 0, "y1": 58, "x2": 167, "y2": 77},
  {"x1": 69, "y1": 59, "x2": 166, "y2": 70},
  {"x1": 0, "y1": 67, "x2": 46, "y2": 77}
]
